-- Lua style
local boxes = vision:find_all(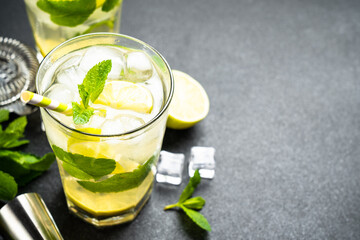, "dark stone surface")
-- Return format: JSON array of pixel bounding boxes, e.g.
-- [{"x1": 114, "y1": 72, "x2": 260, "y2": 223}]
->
[{"x1": 1, "y1": 0, "x2": 360, "y2": 239}]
